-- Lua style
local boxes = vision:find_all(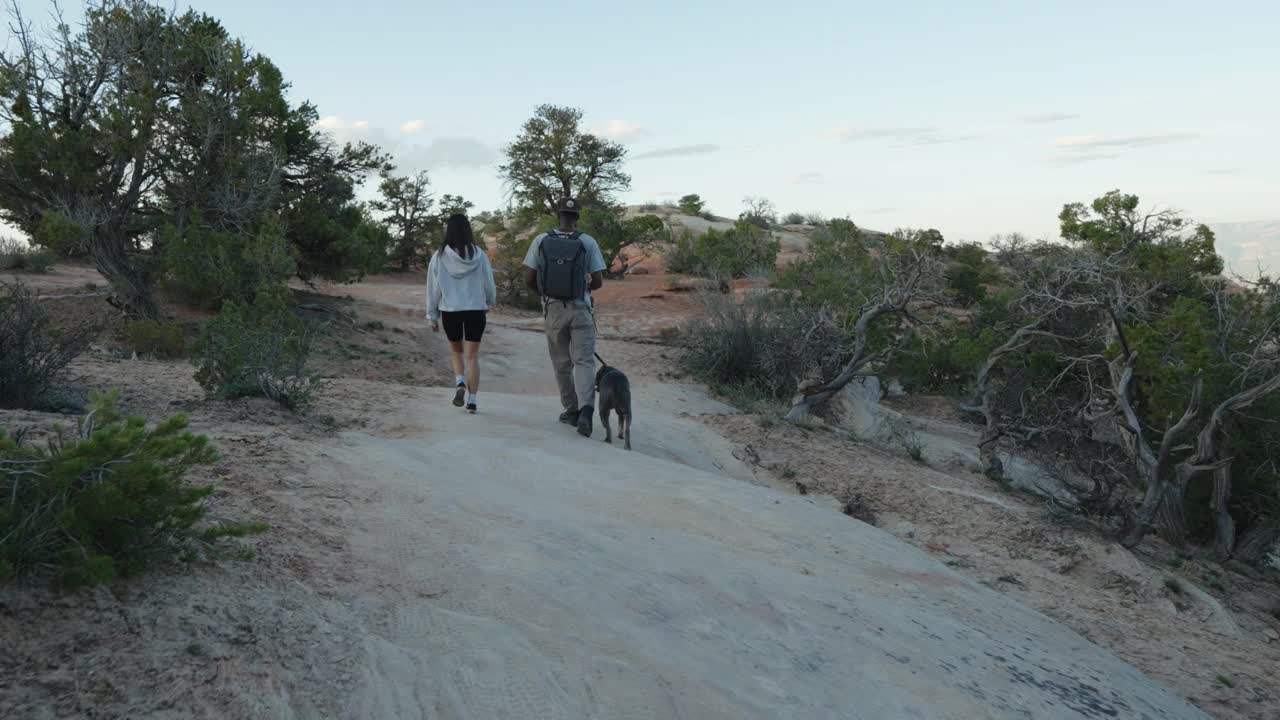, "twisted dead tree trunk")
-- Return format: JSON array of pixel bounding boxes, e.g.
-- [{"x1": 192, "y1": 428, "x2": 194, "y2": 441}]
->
[
  {"x1": 1115, "y1": 352, "x2": 1203, "y2": 548},
  {"x1": 962, "y1": 320, "x2": 1067, "y2": 482},
  {"x1": 92, "y1": 227, "x2": 159, "y2": 319},
  {"x1": 784, "y1": 294, "x2": 906, "y2": 422},
  {"x1": 784, "y1": 244, "x2": 943, "y2": 422},
  {"x1": 1173, "y1": 373, "x2": 1280, "y2": 558}
]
